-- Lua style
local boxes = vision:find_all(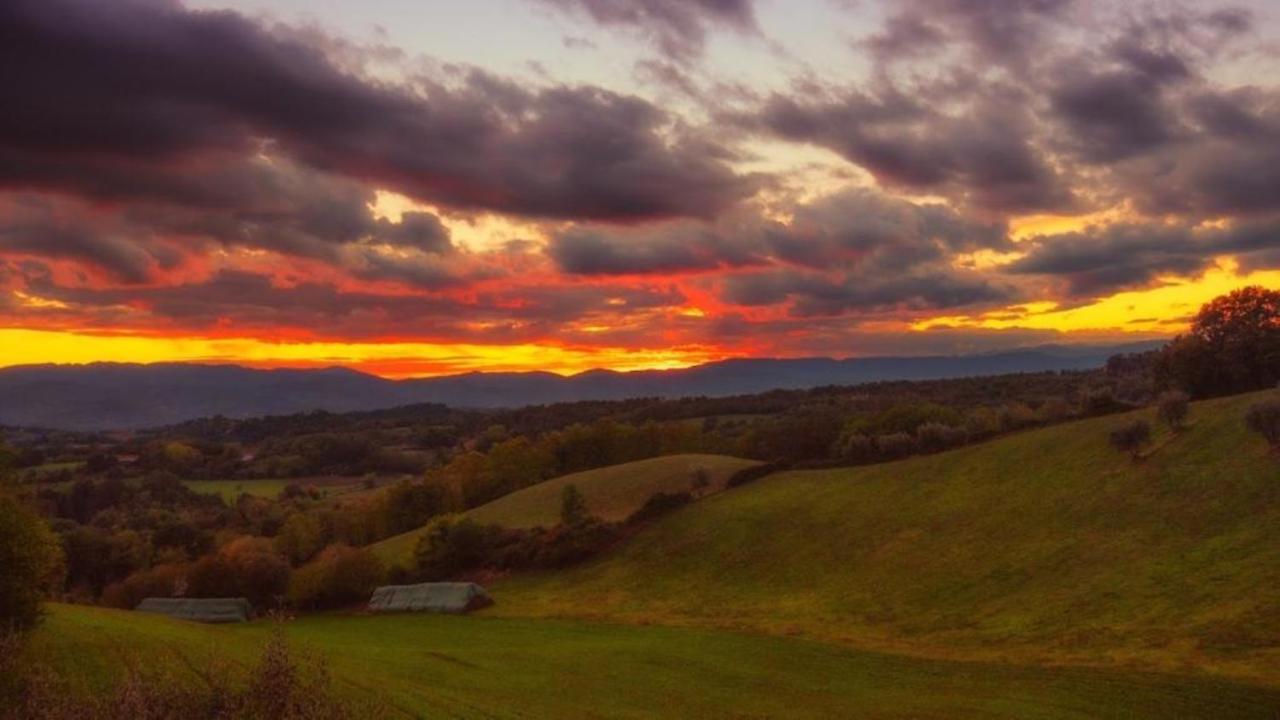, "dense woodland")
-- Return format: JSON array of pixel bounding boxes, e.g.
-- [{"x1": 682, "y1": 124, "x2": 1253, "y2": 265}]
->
[{"x1": 2, "y1": 287, "x2": 1277, "y2": 625}]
